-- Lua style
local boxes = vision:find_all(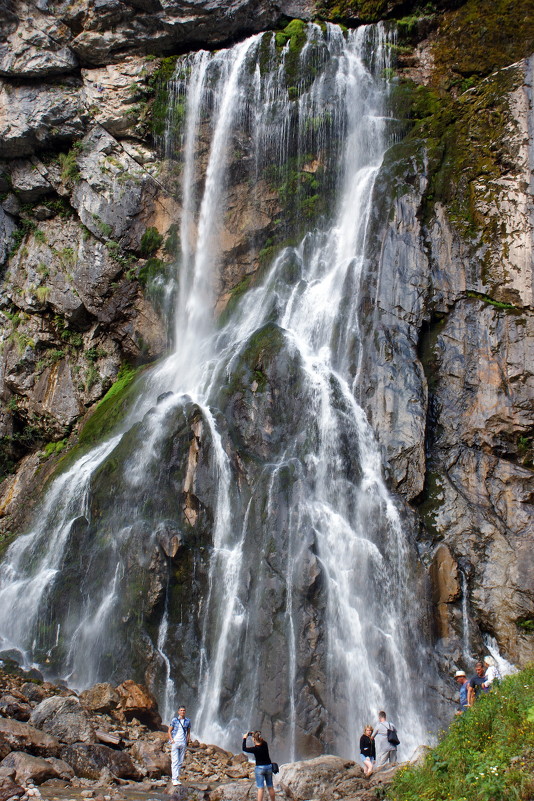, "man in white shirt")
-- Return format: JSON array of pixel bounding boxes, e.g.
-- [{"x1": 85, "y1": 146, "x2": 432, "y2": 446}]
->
[{"x1": 168, "y1": 705, "x2": 191, "y2": 786}]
